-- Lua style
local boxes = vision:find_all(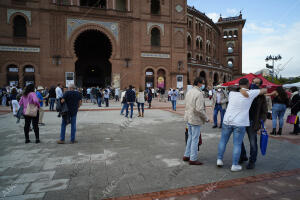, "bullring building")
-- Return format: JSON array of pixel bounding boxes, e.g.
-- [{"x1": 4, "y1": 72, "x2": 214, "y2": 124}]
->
[{"x1": 0, "y1": 0, "x2": 245, "y2": 89}]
